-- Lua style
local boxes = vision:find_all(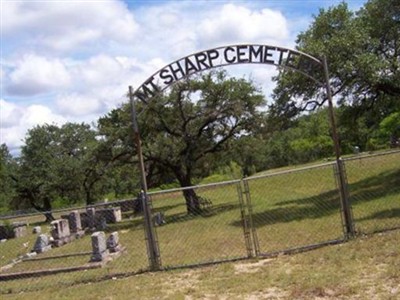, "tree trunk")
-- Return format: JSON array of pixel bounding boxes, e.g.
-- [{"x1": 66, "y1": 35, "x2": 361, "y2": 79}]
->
[
  {"x1": 85, "y1": 188, "x2": 93, "y2": 205},
  {"x1": 176, "y1": 171, "x2": 201, "y2": 215},
  {"x1": 183, "y1": 188, "x2": 201, "y2": 215},
  {"x1": 27, "y1": 190, "x2": 55, "y2": 223},
  {"x1": 42, "y1": 196, "x2": 55, "y2": 223},
  {"x1": 84, "y1": 179, "x2": 97, "y2": 205}
]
